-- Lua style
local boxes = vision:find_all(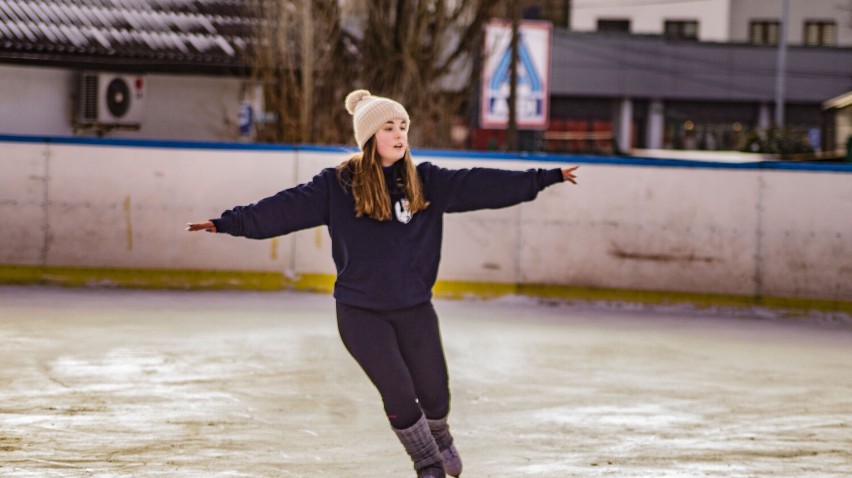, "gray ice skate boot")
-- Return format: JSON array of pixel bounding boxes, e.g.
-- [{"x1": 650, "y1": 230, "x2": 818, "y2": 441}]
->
[
  {"x1": 393, "y1": 415, "x2": 446, "y2": 478},
  {"x1": 428, "y1": 416, "x2": 462, "y2": 477}
]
